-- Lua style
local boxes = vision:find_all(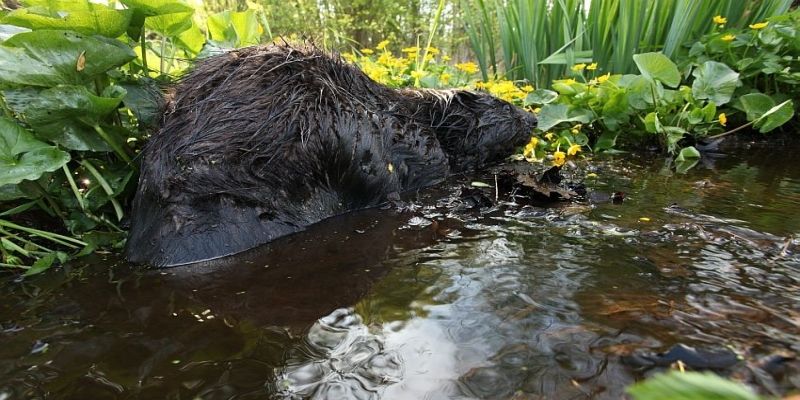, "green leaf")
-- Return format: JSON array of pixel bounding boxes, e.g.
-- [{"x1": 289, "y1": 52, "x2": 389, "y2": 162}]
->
[
  {"x1": 24, "y1": 252, "x2": 56, "y2": 276},
  {"x1": 676, "y1": 146, "x2": 701, "y2": 161},
  {"x1": 691, "y1": 61, "x2": 740, "y2": 106},
  {"x1": 208, "y1": 10, "x2": 261, "y2": 48},
  {"x1": 3, "y1": 85, "x2": 124, "y2": 151},
  {"x1": 536, "y1": 104, "x2": 592, "y2": 131},
  {"x1": 524, "y1": 89, "x2": 558, "y2": 105},
  {"x1": 0, "y1": 117, "x2": 70, "y2": 186},
  {"x1": 145, "y1": 11, "x2": 193, "y2": 37},
  {"x1": 2, "y1": 6, "x2": 133, "y2": 38},
  {"x1": 633, "y1": 52, "x2": 681, "y2": 88},
  {"x1": 1, "y1": 147, "x2": 70, "y2": 186},
  {"x1": 737, "y1": 93, "x2": 774, "y2": 121},
  {"x1": 627, "y1": 75, "x2": 663, "y2": 110},
  {"x1": 120, "y1": 79, "x2": 164, "y2": 128},
  {"x1": 0, "y1": 30, "x2": 135, "y2": 87},
  {"x1": 175, "y1": 22, "x2": 205, "y2": 54},
  {"x1": 627, "y1": 371, "x2": 760, "y2": 400},
  {"x1": 753, "y1": 99, "x2": 794, "y2": 133},
  {"x1": 593, "y1": 131, "x2": 618, "y2": 152},
  {"x1": 118, "y1": 0, "x2": 194, "y2": 16}
]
